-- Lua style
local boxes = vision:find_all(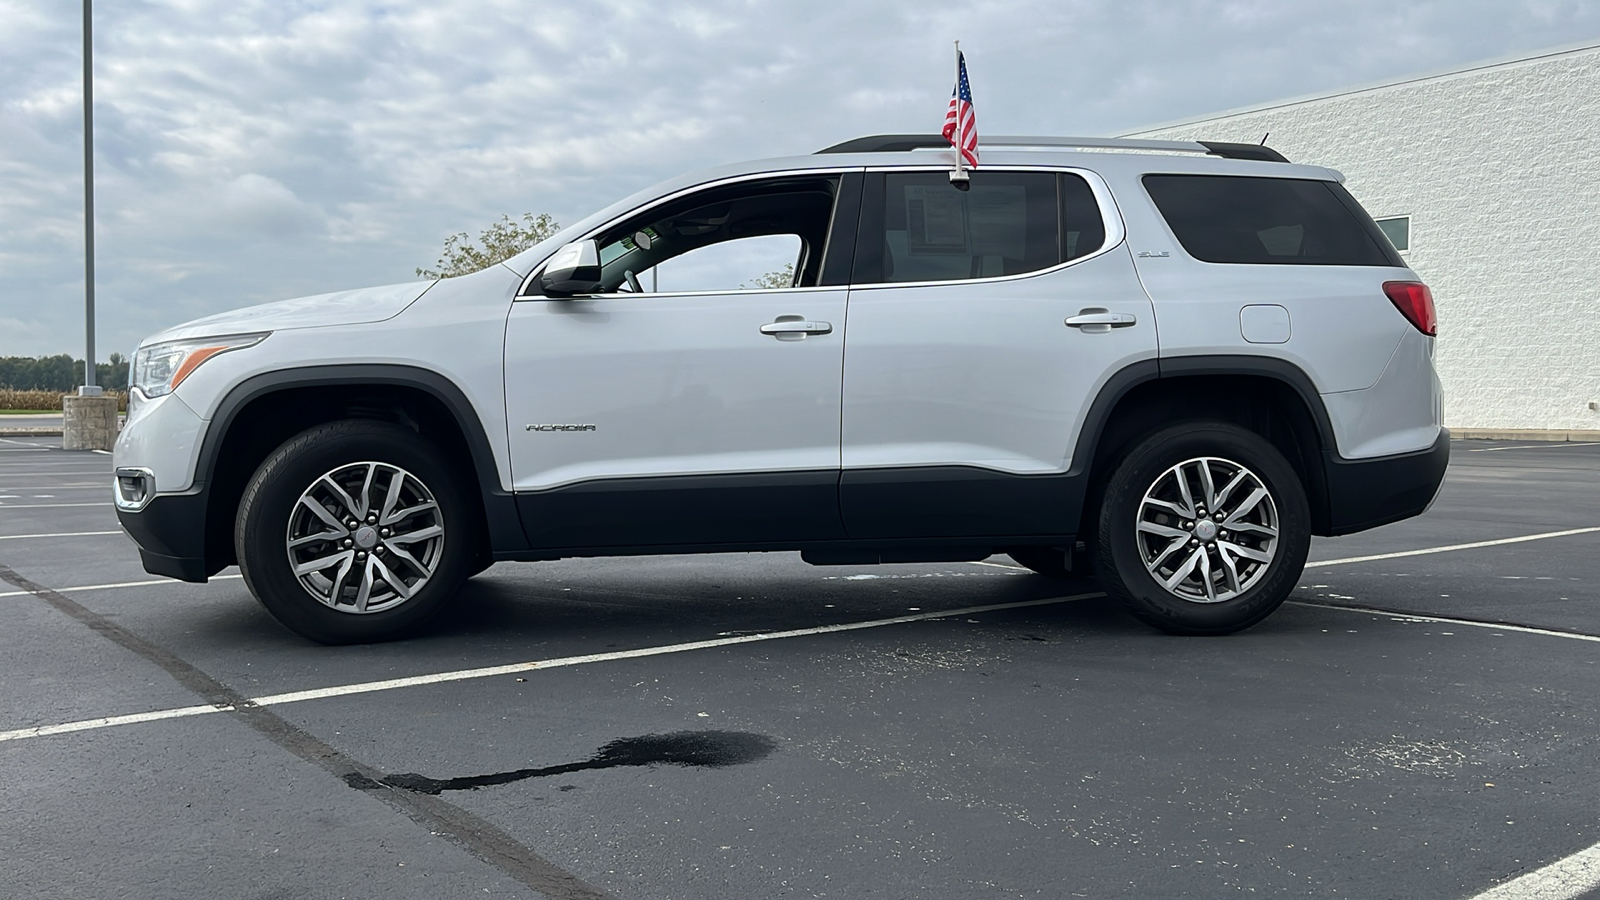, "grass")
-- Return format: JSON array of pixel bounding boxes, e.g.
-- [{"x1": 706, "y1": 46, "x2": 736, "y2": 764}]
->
[
  {"x1": 0, "y1": 409, "x2": 58, "y2": 415},
  {"x1": 0, "y1": 389, "x2": 127, "y2": 412}
]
